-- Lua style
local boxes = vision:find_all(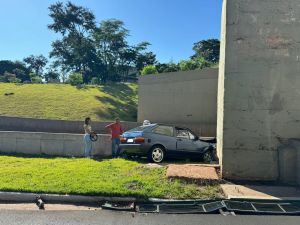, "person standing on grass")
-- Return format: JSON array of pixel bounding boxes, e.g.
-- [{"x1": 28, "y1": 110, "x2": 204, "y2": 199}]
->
[
  {"x1": 83, "y1": 117, "x2": 93, "y2": 158},
  {"x1": 105, "y1": 118, "x2": 123, "y2": 158}
]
